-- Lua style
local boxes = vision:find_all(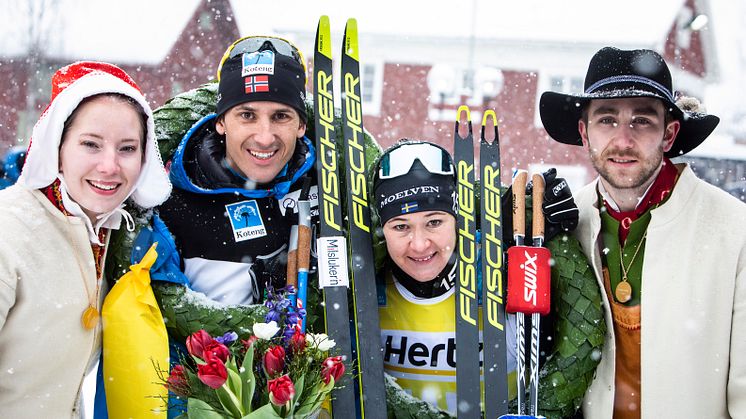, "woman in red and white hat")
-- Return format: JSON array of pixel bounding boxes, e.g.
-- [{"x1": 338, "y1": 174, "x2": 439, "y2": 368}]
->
[{"x1": 0, "y1": 62, "x2": 170, "y2": 417}]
